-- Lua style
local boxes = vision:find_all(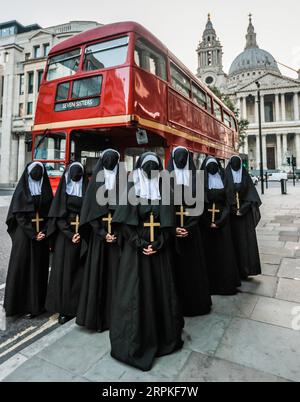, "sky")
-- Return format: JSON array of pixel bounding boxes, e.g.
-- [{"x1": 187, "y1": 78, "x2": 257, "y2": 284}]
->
[{"x1": 2, "y1": 0, "x2": 300, "y2": 78}]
